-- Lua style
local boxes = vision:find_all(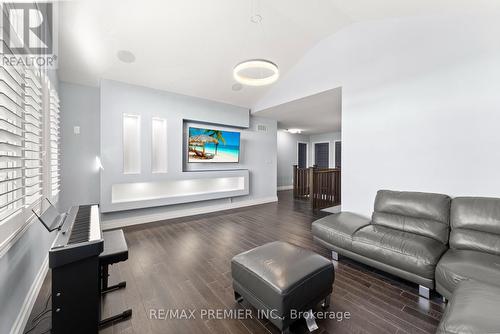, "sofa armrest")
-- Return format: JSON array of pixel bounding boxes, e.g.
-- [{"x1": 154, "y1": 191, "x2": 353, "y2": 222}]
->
[{"x1": 312, "y1": 212, "x2": 371, "y2": 251}]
